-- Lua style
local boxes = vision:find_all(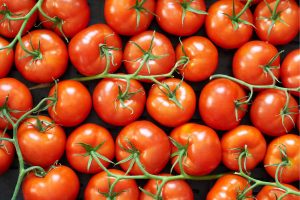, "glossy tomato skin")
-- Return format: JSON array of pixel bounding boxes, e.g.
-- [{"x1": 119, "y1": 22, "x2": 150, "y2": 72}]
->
[
  {"x1": 22, "y1": 165, "x2": 80, "y2": 200},
  {"x1": 0, "y1": 0, "x2": 37, "y2": 38},
  {"x1": 147, "y1": 78, "x2": 196, "y2": 127},
  {"x1": 170, "y1": 123, "x2": 221, "y2": 176},
  {"x1": 39, "y1": 0, "x2": 90, "y2": 38},
  {"x1": 0, "y1": 132, "x2": 14, "y2": 175},
  {"x1": 221, "y1": 125, "x2": 267, "y2": 171},
  {"x1": 115, "y1": 120, "x2": 171, "y2": 175},
  {"x1": 69, "y1": 24, "x2": 122, "y2": 76},
  {"x1": 254, "y1": 0, "x2": 299, "y2": 45},
  {"x1": 176, "y1": 36, "x2": 218, "y2": 82},
  {"x1": 0, "y1": 37, "x2": 14, "y2": 78},
  {"x1": 199, "y1": 78, "x2": 248, "y2": 131},
  {"x1": 93, "y1": 77, "x2": 146, "y2": 126},
  {"x1": 205, "y1": 0, "x2": 253, "y2": 49},
  {"x1": 104, "y1": 0, "x2": 155, "y2": 36},
  {"x1": 264, "y1": 134, "x2": 300, "y2": 183},
  {"x1": 0, "y1": 78, "x2": 33, "y2": 129},
  {"x1": 250, "y1": 89, "x2": 298, "y2": 136},
  {"x1": 15, "y1": 30, "x2": 68, "y2": 83},
  {"x1": 47, "y1": 80, "x2": 92, "y2": 127},
  {"x1": 84, "y1": 169, "x2": 139, "y2": 200},
  {"x1": 233, "y1": 41, "x2": 280, "y2": 85},
  {"x1": 257, "y1": 184, "x2": 300, "y2": 200},
  {"x1": 156, "y1": 0, "x2": 206, "y2": 36},
  {"x1": 66, "y1": 123, "x2": 115, "y2": 174}
]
